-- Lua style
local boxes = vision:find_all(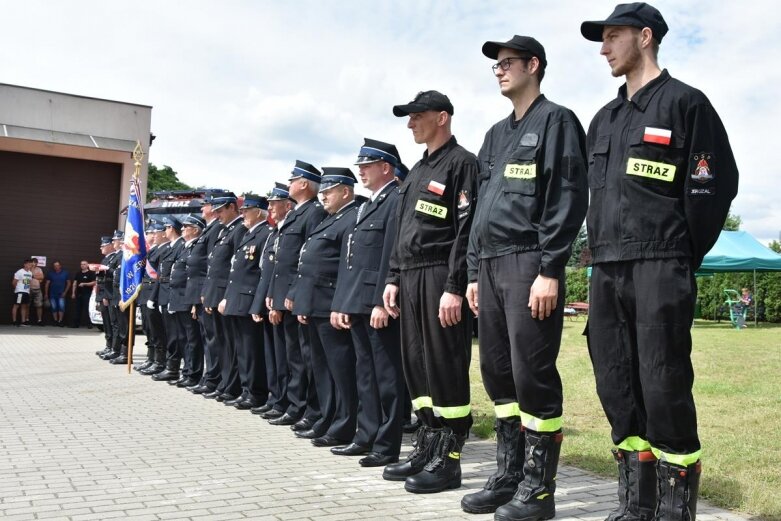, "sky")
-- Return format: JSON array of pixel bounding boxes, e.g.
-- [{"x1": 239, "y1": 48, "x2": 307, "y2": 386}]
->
[{"x1": 4, "y1": 0, "x2": 780, "y2": 244}]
